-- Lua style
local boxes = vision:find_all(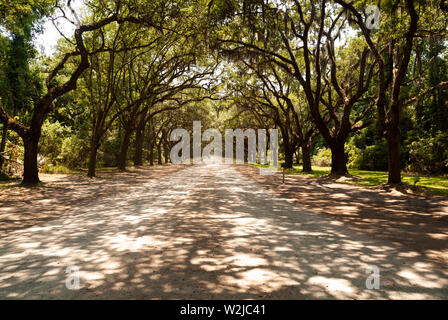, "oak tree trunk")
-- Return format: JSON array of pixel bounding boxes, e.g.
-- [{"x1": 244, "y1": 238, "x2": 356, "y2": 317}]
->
[
  {"x1": 133, "y1": 121, "x2": 146, "y2": 166},
  {"x1": 22, "y1": 134, "x2": 40, "y2": 184},
  {"x1": 87, "y1": 143, "x2": 98, "y2": 177},
  {"x1": 387, "y1": 128, "x2": 402, "y2": 184},
  {"x1": 330, "y1": 142, "x2": 348, "y2": 175},
  {"x1": 302, "y1": 144, "x2": 312, "y2": 172},
  {"x1": 0, "y1": 123, "x2": 7, "y2": 170},
  {"x1": 283, "y1": 145, "x2": 294, "y2": 169},
  {"x1": 118, "y1": 129, "x2": 131, "y2": 171},
  {"x1": 147, "y1": 134, "x2": 154, "y2": 166},
  {"x1": 163, "y1": 138, "x2": 169, "y2": 164},
  {"x1": 157, "y1": 140, "x2": 162, "y2": 165}
]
